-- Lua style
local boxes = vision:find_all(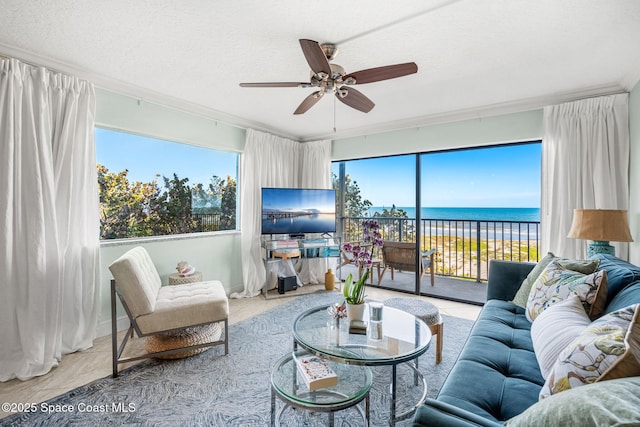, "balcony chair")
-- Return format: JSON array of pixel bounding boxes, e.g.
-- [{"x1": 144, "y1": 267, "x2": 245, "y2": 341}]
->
[
  {"x1": 109, "y1": 246, "x2": 229, "y2": 377},
  {"x1": 379, "y1": 241, "x2": 436, "y2": 286},
  {"x1": 339, "y1": 241, "x2": 382, "y2": 284}
]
